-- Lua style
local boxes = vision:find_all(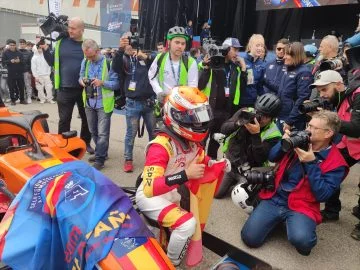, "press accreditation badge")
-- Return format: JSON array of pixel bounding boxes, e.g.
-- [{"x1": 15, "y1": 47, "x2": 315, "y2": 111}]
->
[
  {"x1": 225, "y1": 87, "x2": 230, "y2": 97},
  {"x1": 129, "y1": 81, "x2": 136, "y2": 91},
  {"x1": 247, "y1": 69, "x2": 254, "y2": 85}
]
